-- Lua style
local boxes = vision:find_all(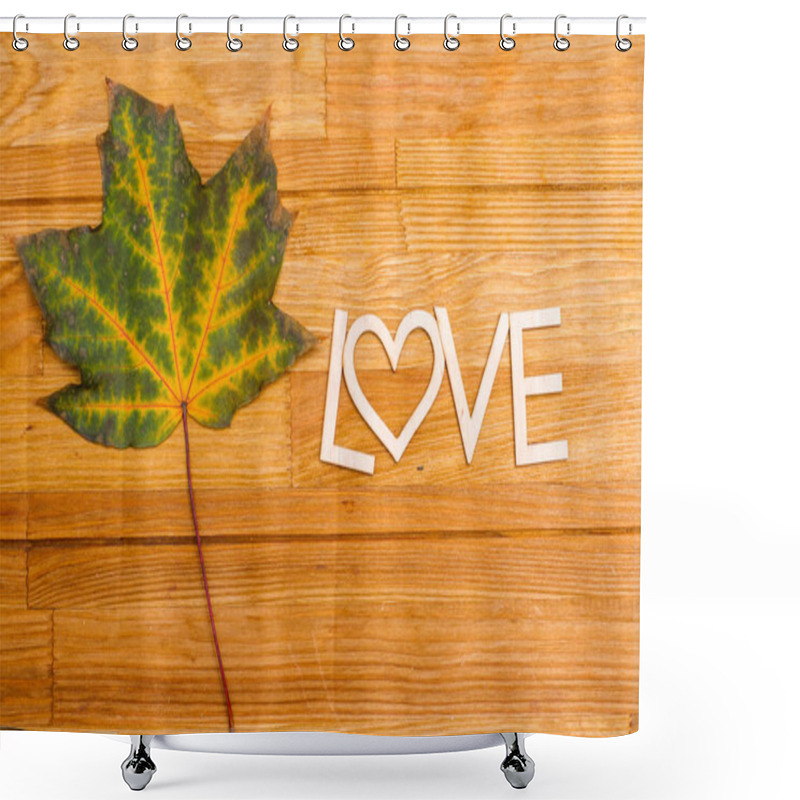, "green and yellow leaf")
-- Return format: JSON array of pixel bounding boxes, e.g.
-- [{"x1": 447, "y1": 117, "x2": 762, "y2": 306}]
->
[{"x1": 16, "y1": 80, "x2": 314, "y2": 448}]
